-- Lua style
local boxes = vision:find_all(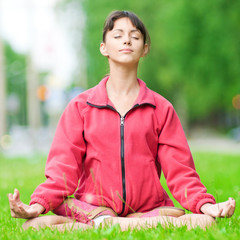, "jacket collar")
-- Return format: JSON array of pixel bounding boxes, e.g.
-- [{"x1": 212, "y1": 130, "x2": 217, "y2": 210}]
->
[{"x1": 87, "y1": 76, "x2": 156, "y2": 107}]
